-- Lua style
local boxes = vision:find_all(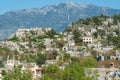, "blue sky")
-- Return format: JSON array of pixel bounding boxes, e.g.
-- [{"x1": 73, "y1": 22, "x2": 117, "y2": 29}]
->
[{"x1": 0, "y1": 0, "x2": 120, "y2": 14}]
